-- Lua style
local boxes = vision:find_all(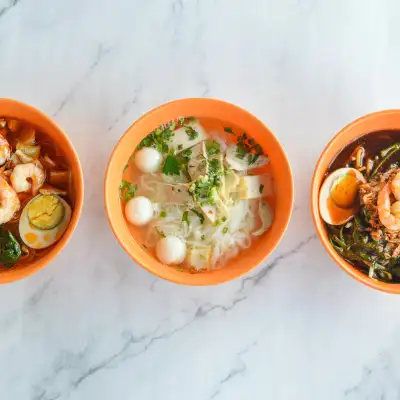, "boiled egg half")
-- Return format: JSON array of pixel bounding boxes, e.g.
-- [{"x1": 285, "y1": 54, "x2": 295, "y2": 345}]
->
[
  {"x1": 19, "y1": 194, "x2": 72, "y2": 249},
  {"x1": 319, "y1": 167, "x2": 366, "y2": 225}
]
